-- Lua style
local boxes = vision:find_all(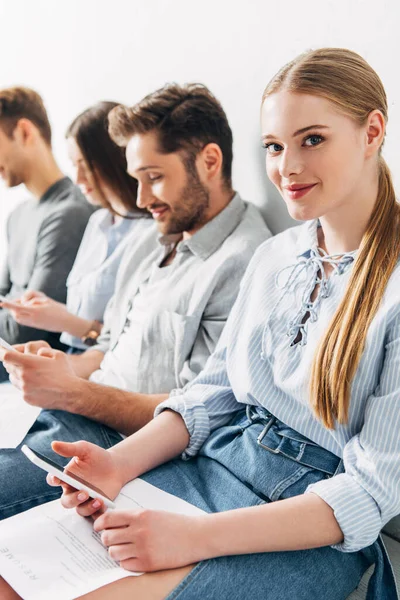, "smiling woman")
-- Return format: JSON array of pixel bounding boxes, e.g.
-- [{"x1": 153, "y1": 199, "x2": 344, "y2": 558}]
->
[{"x1": 261, "y1": 93, "x2": 378, "y2": 229}]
